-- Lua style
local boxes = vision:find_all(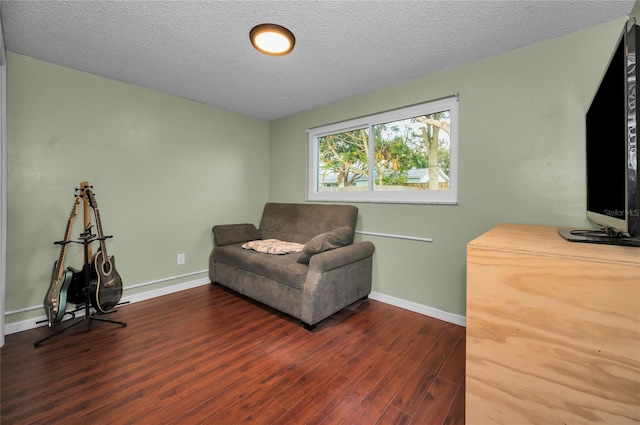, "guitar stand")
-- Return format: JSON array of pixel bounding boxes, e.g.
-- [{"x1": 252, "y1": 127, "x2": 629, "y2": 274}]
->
[{"x1": 34, "y1": 231, "x2": 127, "y2": 348}]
